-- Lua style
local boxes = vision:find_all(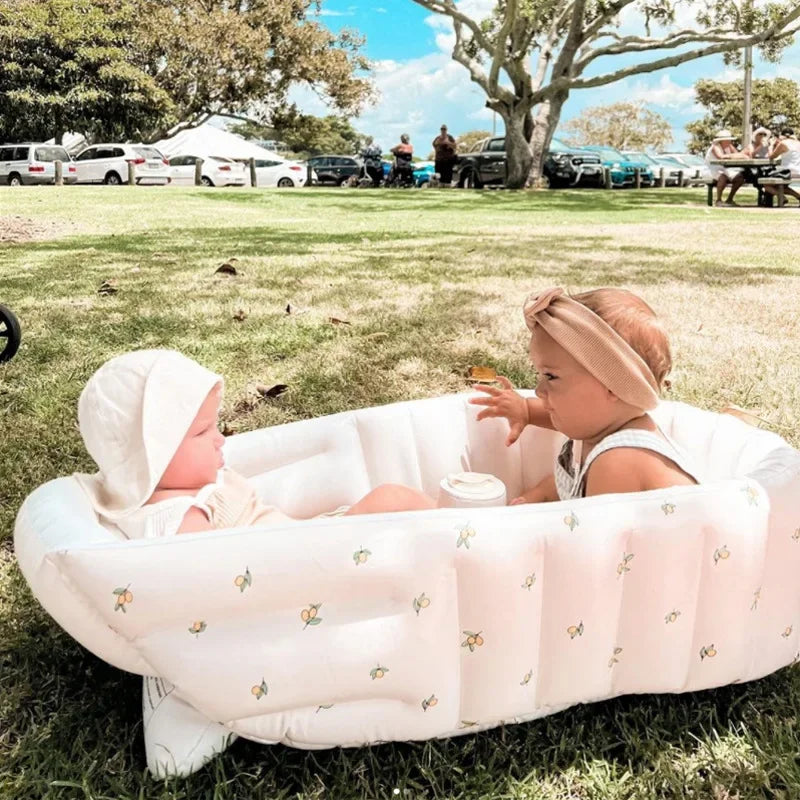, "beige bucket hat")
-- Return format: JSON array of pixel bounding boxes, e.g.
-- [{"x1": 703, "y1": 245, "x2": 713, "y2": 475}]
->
[{"x1": 712, "y1": 129, "x2": 736, "y2": 142}]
